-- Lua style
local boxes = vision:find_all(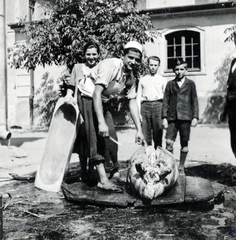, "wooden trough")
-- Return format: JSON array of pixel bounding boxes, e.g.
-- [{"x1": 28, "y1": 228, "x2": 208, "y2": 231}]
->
[{"x1": 35, "y1": 98, "x2": 80, "y2": 192}]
